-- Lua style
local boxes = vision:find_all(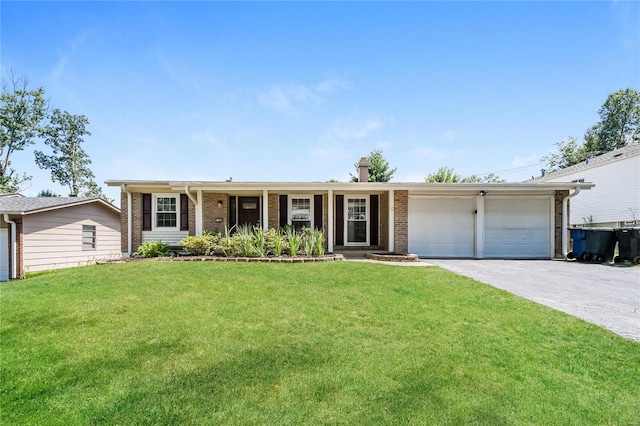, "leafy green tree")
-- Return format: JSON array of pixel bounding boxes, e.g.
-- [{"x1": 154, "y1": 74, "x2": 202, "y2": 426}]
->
[
  {"x1": 37, "y1": 189, "x2": 60, "y2": 197},
  {"x1": 426, "y1": 167, "x2": 506, "y2": 183},
  {"x1": 425, "y1": 166, "x2": 462, "y2": 183},
  {"x1": 0, "y1": 71, "x2": 48, "y2": 193},
  {"x1": 543, "y1": 88, "x2": 640, "y2": 172},
  {"x1": 585, "y1": 88, "x2": 640, "y2": 154},
  {"x1": 35, "y1": 109, "x2": 102, "y2": 197},
  {"x1": 350, "y1": 149, "x2": 397, "y2": 182}
]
